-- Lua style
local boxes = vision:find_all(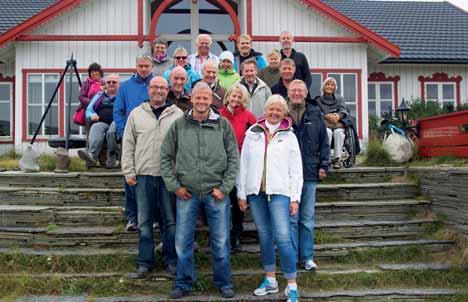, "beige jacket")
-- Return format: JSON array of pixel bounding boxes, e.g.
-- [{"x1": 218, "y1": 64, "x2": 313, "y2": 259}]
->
[{"x1": 121, "y1": 101, "x2": 183, "y2": 181}]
